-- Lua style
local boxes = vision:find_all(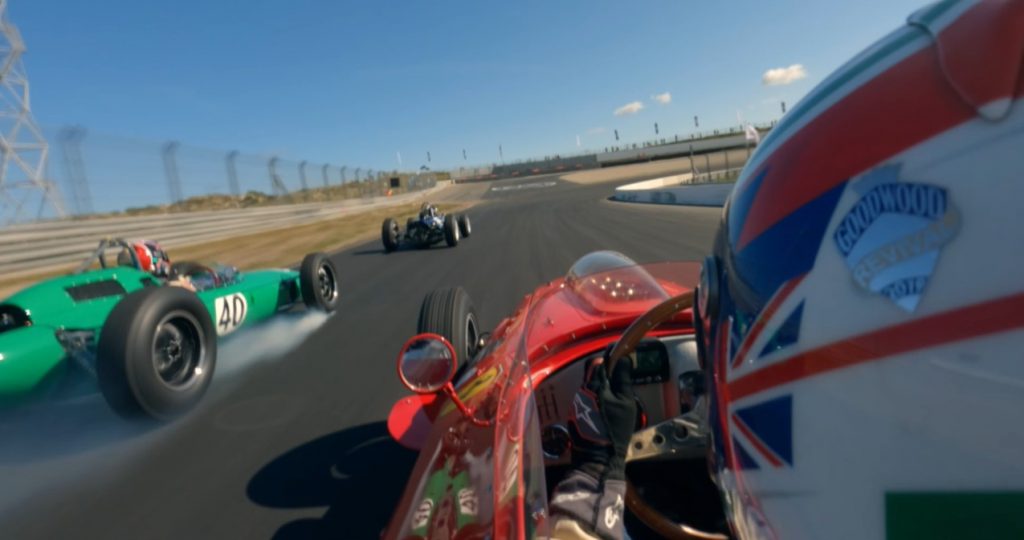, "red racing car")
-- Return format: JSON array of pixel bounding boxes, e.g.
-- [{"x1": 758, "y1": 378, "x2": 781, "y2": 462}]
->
[{"x1": 383, "y1": 251, "x2": 725, "y2": 539}]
